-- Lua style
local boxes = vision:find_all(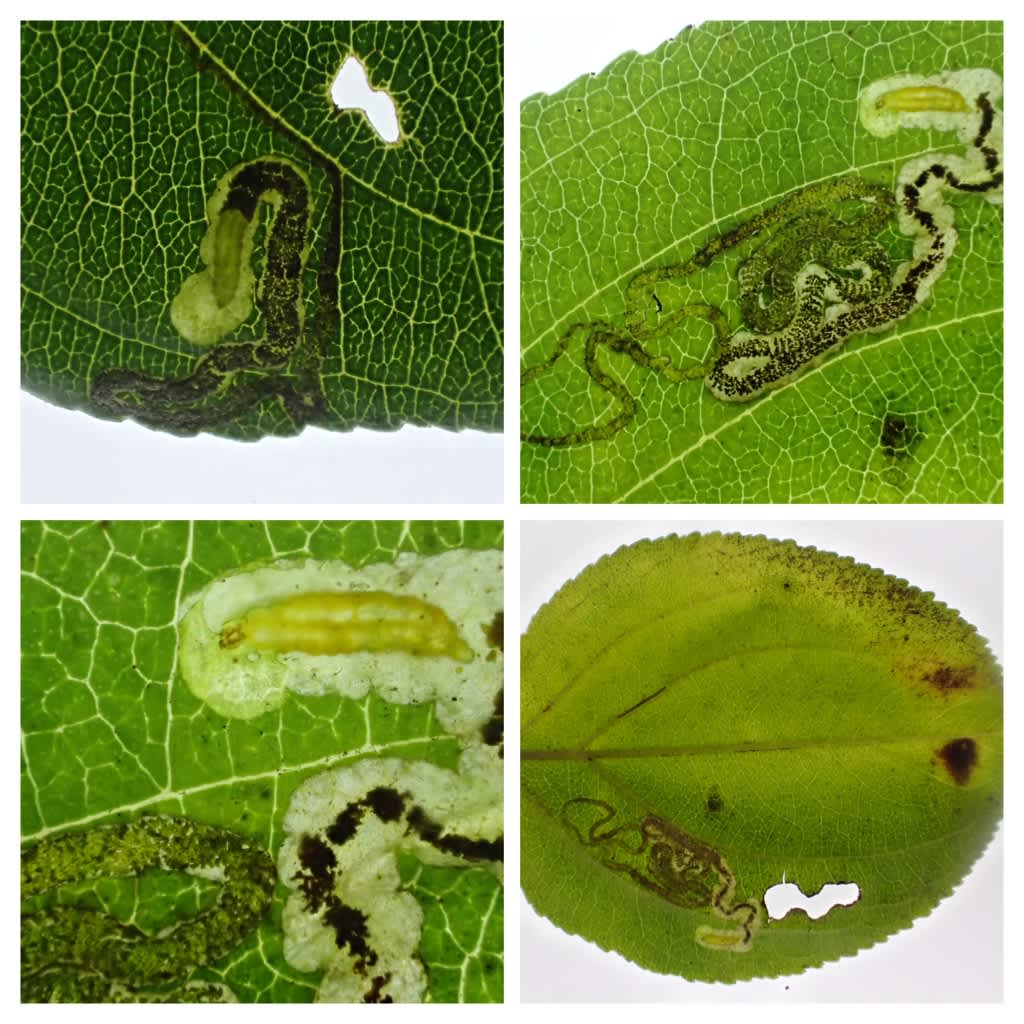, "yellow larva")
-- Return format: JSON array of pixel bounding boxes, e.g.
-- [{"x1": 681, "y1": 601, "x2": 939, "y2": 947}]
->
[
  {"x1": 219, "y1": 591, "x2": 474, "y2": 663},
  {"x1": 875, "y1": 85, "x2": 970, "y2": 113}
]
